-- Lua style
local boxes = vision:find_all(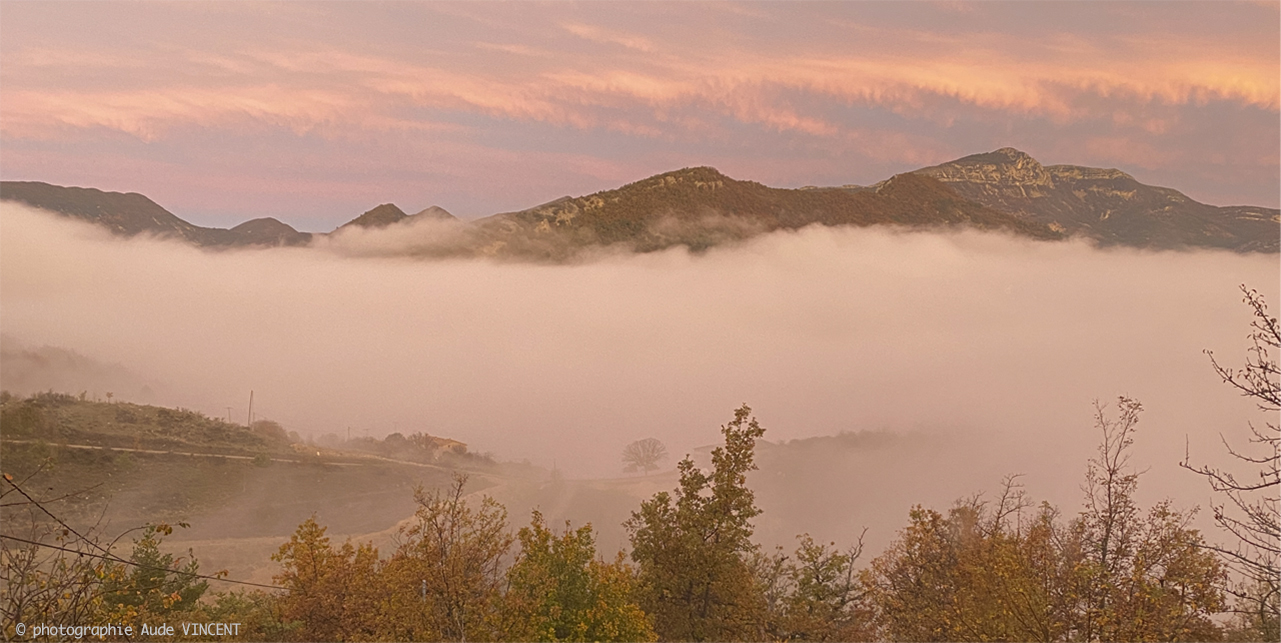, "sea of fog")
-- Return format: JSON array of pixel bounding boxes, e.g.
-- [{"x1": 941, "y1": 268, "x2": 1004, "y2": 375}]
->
[{"x1": 2, "y1": 202, "x2": 1277, "y2": 549}]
